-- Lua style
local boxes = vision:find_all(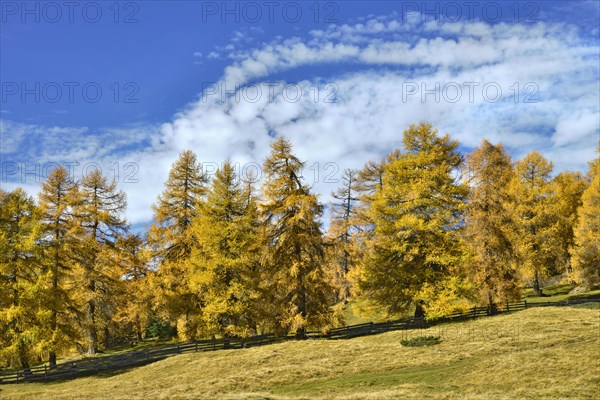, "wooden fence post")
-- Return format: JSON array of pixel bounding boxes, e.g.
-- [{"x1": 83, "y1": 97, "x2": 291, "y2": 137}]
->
[{"x1": 524, "y1": 300, "x2": 527, "y2": 309}]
